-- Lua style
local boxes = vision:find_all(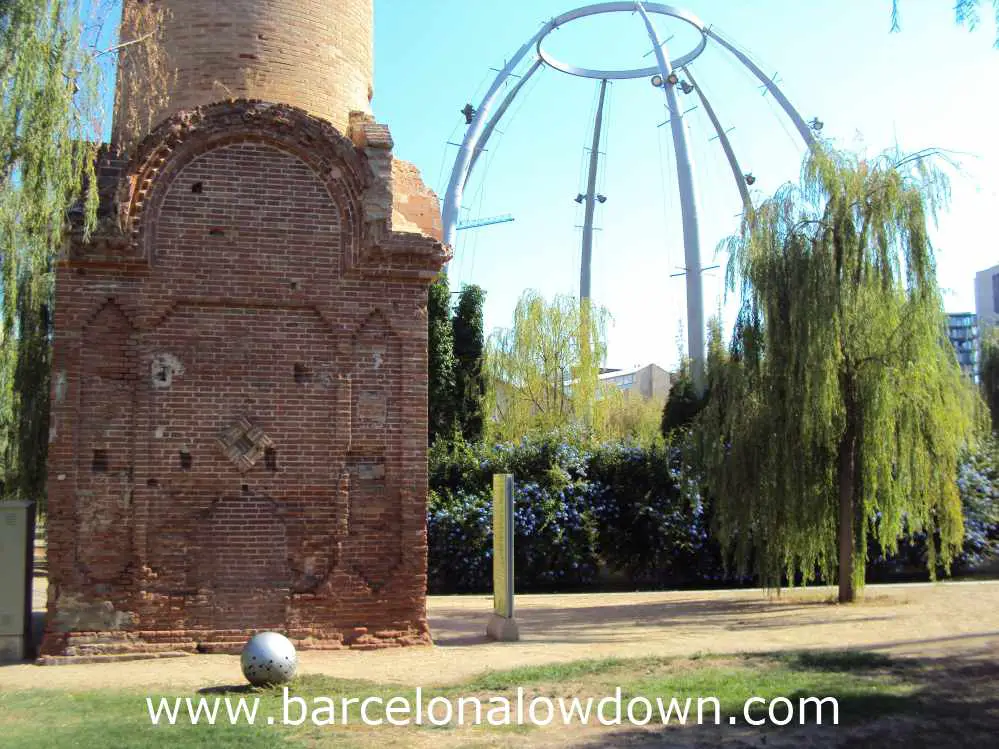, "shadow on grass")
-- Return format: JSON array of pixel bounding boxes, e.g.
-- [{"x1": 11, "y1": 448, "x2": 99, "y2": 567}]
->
[
  {"x1": 775, "y1": 650, "x2": 897, "y2": 672},
  {"x1": 575, "y1": 650, "x2": 999, "y2": 749},
  {"x1": 197, "y1": 684, "x2": 259, "y2": 695}
]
